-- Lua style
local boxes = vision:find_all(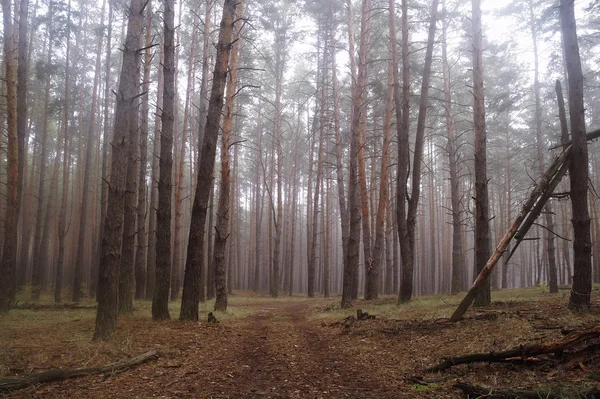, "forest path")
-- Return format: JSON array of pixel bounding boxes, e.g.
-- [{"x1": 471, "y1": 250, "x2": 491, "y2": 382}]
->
[
  {"x1": 217, "y1": 299, "x2": 396, "y2": 398},
  {"x1": 6, "y1": 298, "x2": 411, "y2": 399}
]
